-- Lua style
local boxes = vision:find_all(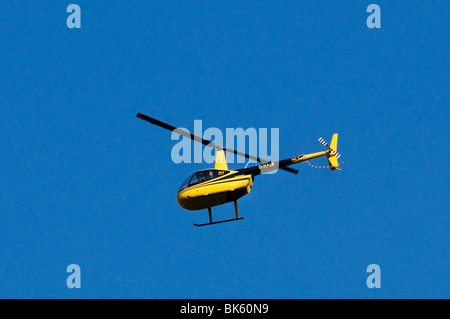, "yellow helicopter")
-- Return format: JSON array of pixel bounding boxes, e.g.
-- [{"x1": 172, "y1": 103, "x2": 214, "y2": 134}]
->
[{"x1": 137, "y1": 112, "x2": 342, "y2": 226}]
